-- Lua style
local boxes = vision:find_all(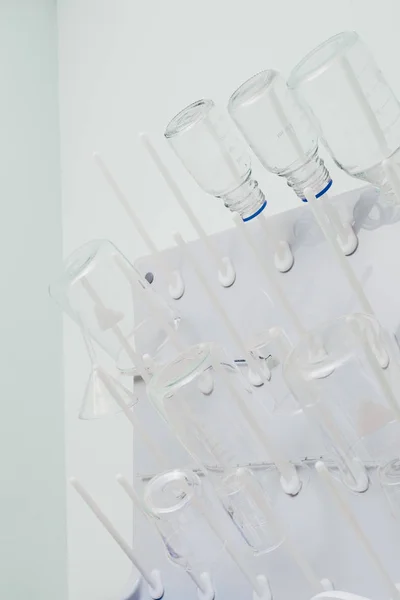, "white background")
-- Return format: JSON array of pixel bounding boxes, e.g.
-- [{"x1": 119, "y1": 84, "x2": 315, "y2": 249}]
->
[{"x1": 56, "y1": 1, "x2": 400, "y2": 599}]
